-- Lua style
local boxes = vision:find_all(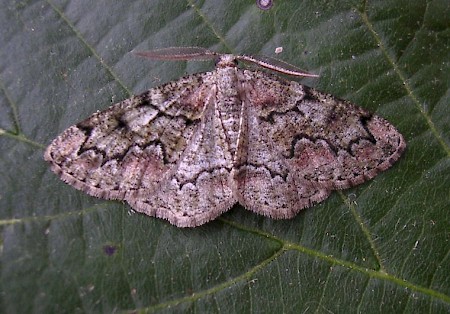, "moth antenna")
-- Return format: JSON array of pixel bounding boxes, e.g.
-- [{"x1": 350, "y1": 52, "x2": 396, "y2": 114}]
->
[
  {"x1": 236, "y1": 54, "x2": 319, "y2": 78},
  {"x1": 135, "y1": 47, "x2": 219, "y2": 61}
]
